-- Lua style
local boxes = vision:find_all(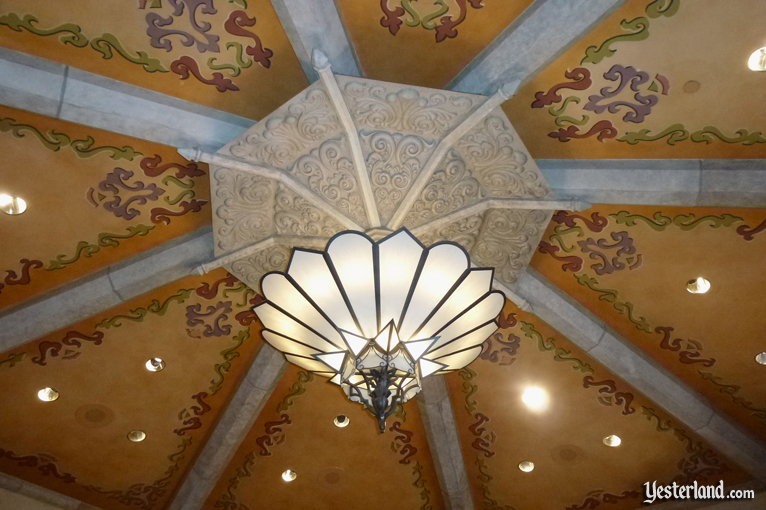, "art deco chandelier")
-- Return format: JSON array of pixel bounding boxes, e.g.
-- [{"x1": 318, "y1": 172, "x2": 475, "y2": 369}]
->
[
  {"x1": 254, "y1": 229, "x2": 503, "y2": 431},
  {"x1": 183, "y1": 50, "x2": 567, "y2": 430}
]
